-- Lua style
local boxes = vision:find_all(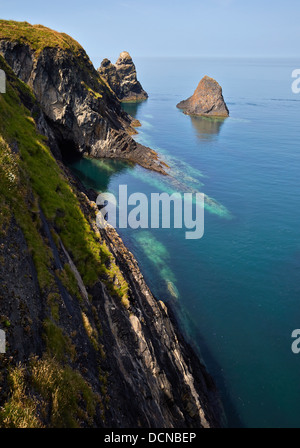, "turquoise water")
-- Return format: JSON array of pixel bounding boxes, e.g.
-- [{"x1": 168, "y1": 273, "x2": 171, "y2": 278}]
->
[{"x1": 68, "y1": 58, "x2": 300, "y2": 428}]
